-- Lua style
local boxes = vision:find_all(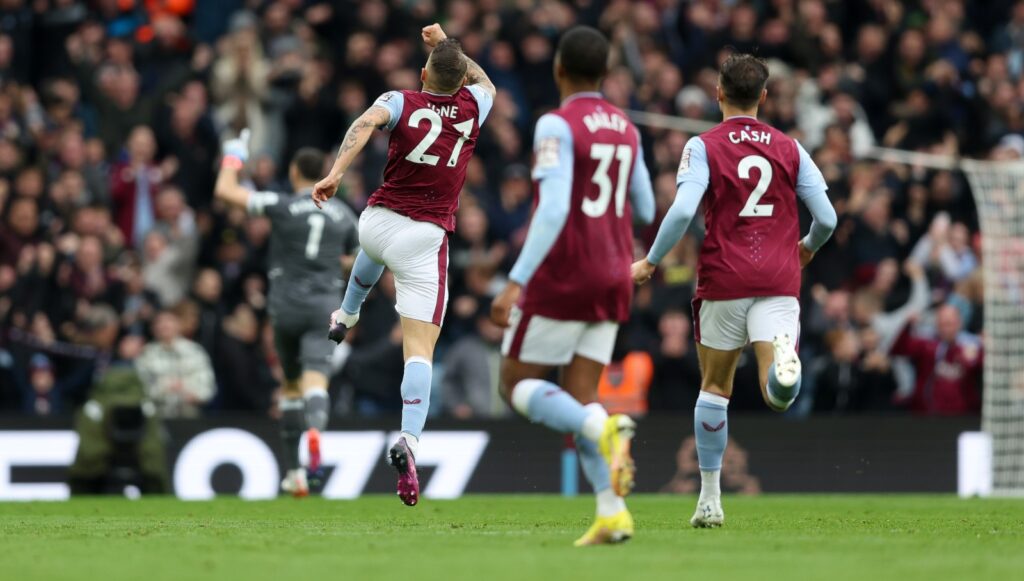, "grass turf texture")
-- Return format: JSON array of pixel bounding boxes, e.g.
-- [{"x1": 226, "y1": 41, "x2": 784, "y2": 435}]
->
[{"x1": 2, "y1": 495, "x2": 1022, "y2": 581}]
